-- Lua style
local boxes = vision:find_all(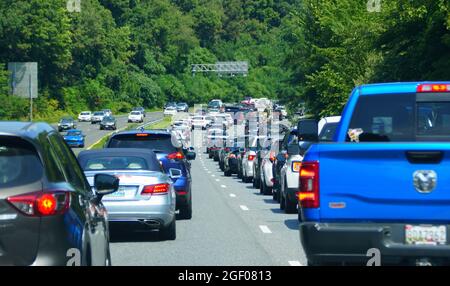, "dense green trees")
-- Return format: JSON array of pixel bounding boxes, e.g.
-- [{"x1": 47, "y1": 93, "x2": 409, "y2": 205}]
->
[{"x1": 0, "y1": 0, "x2": 448, "y2": 121}]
